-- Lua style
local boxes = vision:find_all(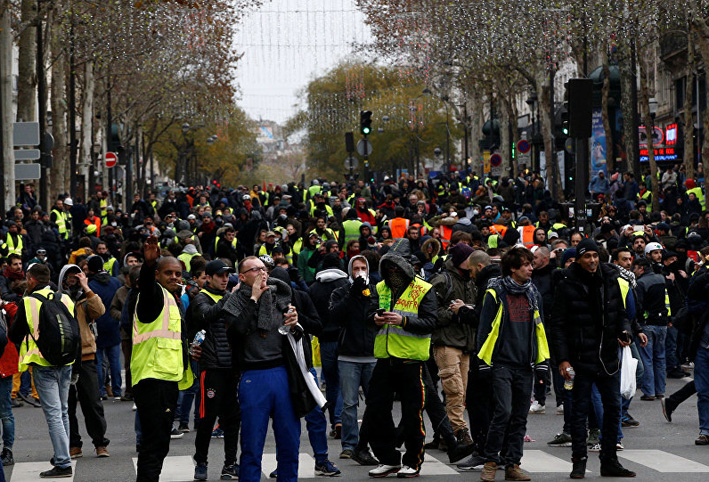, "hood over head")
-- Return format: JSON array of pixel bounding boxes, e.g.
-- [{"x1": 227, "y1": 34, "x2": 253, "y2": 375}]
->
[
  {"x1": 347, "y1": 254, "x2": 370, "y2": 284},
  {"x1": 315, "y1": 268, "x2": 349, "y2": 283},
  {"x1": 379, "y1": 238, "x2": 415, "y2": 283},
  {"x1": 57, "y1": 264, "x2": 83, "y2": 294},
  {"x1": 183, "y1": 244, "x2": 199, "y2": 255}
]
